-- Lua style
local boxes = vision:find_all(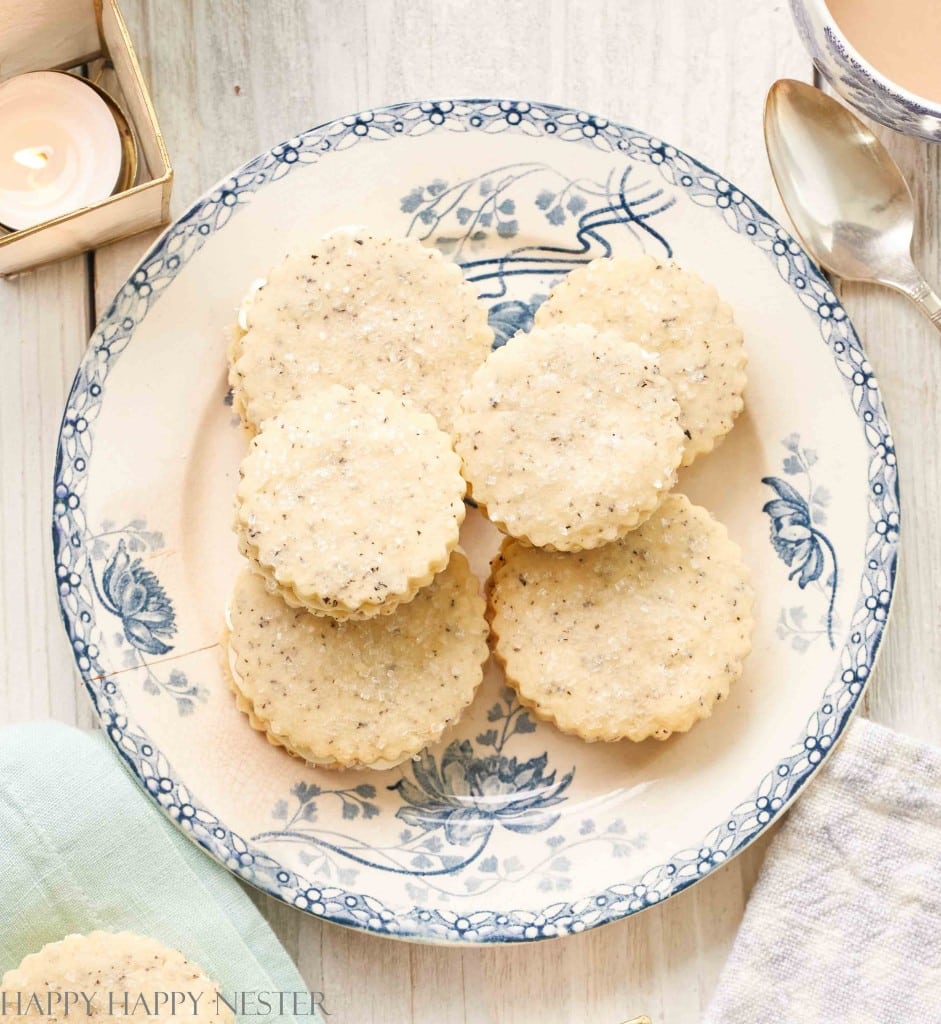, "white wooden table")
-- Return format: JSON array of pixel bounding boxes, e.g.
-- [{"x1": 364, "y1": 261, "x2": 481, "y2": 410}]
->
[{"x1": 2, "y1": 2, "x2": 938, "y2": 1020}]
